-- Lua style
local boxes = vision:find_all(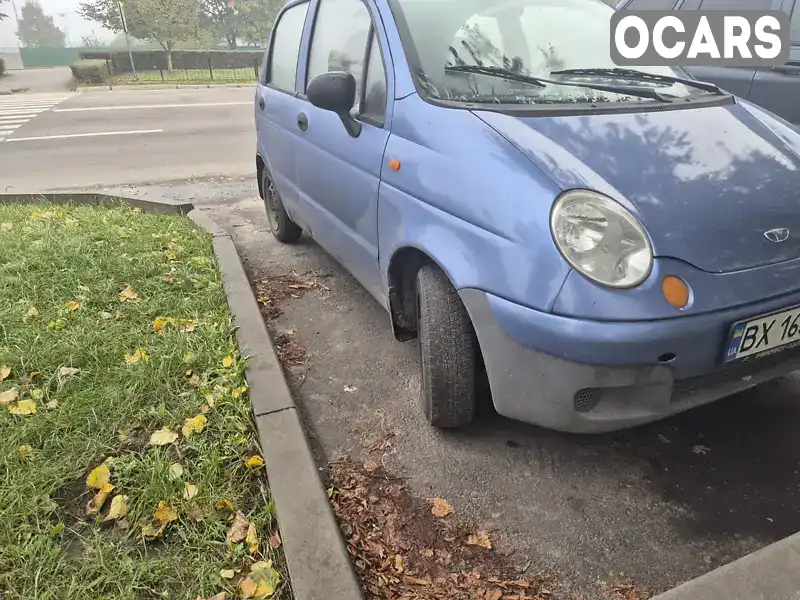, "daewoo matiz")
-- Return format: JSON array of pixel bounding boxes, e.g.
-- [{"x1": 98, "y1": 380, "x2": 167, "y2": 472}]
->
[{"x1": 255, "y1": 0, "x2": 800, "y2": 433}]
